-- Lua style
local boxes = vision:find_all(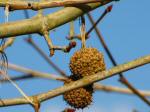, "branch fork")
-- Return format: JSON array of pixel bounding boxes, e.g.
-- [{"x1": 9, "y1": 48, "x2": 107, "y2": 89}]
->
[{"x1": 31, "y1": 96, "x2": 41, "y2": 112}]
